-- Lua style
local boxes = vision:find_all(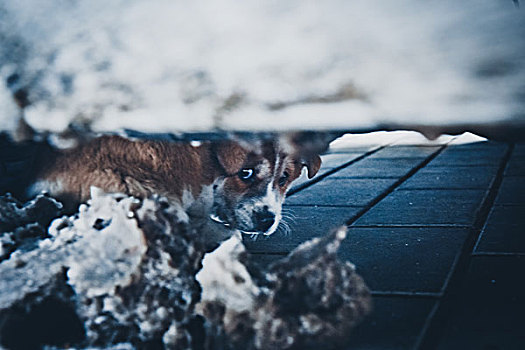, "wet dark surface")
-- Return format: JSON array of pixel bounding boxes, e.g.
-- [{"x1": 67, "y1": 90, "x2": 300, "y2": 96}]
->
[
  {"x1": 245, "y1": 137, "x2": 525, "y2": 349},
  {"x1": 1, "y1": 132, "x2": 523, "y2": 349}
]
